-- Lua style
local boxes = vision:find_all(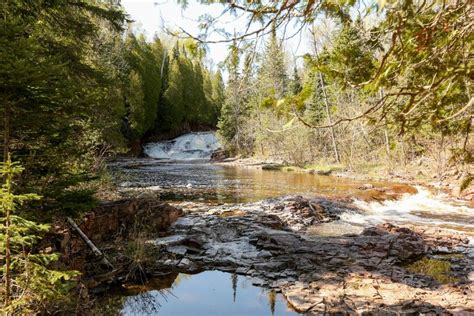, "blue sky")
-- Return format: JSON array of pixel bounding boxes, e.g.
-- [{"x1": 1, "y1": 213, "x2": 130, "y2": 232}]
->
[{"x1": 121, "y1": 0, "x2": 313, "y2": 69}]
